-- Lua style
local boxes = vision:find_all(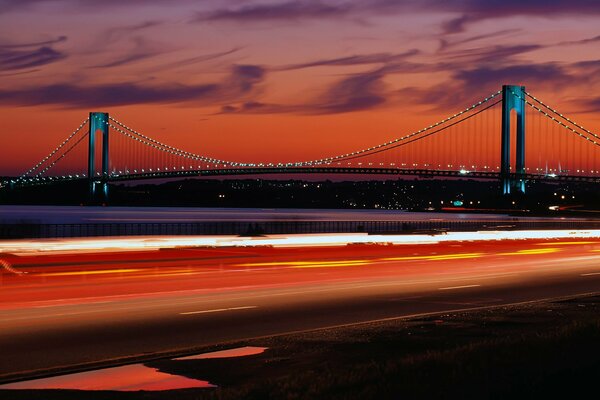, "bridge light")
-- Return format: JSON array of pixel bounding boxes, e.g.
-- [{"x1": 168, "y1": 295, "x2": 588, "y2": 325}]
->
[
  {"x1": 548, "y1": 173, "x2": 557, "y2": 178},
  {"x1": 459, "y1": 169, "x2": 469, "y2": 174}
]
